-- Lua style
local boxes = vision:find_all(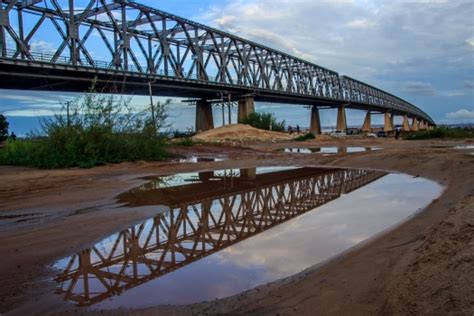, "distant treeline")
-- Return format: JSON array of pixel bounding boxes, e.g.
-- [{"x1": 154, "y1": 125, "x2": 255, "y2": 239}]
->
[{"x1": 404, "y1": 126, "x2": 474, "y2": 140}]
